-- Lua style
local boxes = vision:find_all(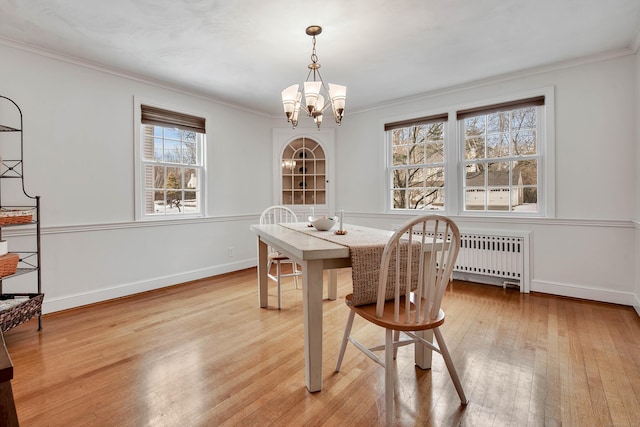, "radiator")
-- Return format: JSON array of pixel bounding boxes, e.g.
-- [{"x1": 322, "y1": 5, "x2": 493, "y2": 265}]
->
[
  {"x1": 413, "y1": 228, "x2": 530, "y2": 293},
  {"x1": 454, "y1": 233, "x2": 528, "y2": 291}
]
